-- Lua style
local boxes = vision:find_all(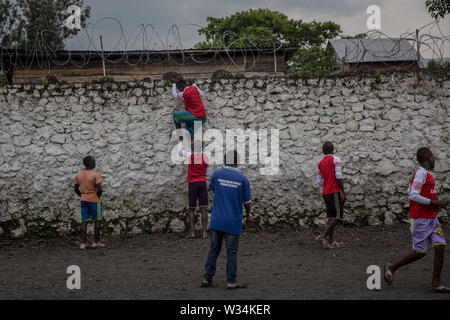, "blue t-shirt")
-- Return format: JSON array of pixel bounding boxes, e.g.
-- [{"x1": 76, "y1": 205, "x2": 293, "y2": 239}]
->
[{"x1": 209, "y1": 167, "x2": 252, "y2": 235}]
